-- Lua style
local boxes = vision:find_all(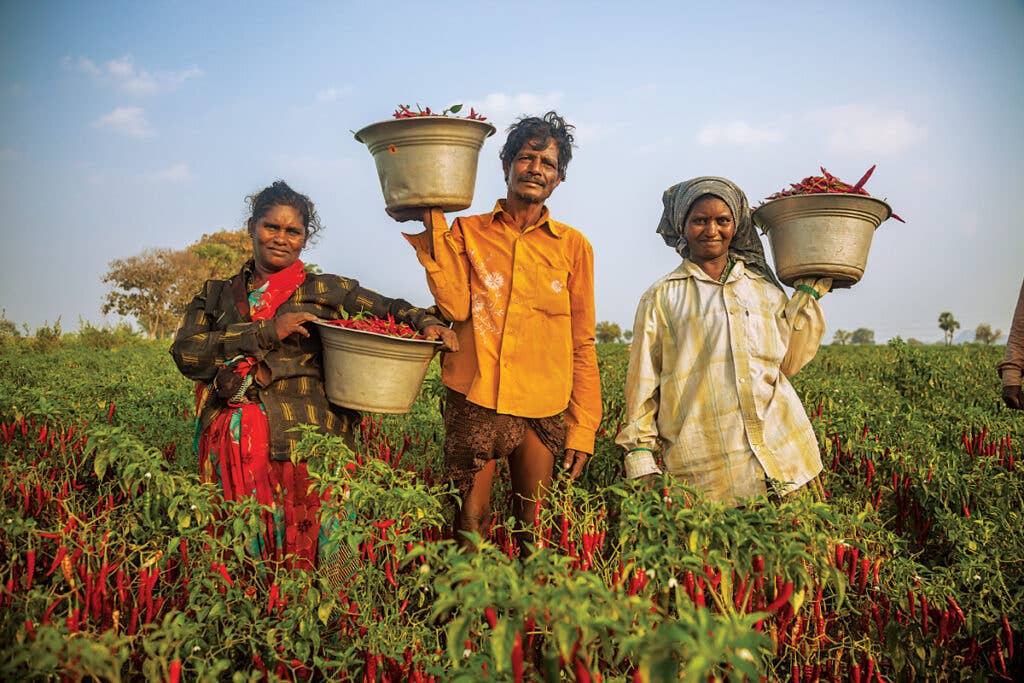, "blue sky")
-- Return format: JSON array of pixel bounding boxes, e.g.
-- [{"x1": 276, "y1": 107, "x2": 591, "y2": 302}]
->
[{"x1": 2, "y1": 0, "x2": 1022, "y2": 343}]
